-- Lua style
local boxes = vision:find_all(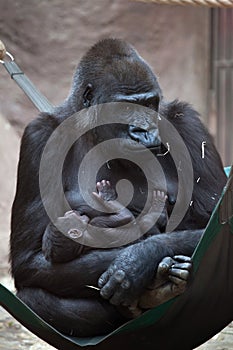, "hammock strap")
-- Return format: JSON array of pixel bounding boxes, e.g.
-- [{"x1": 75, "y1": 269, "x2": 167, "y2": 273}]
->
[{"x1": 0, "y1": 44, "x2": 54, "y2": 113}]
